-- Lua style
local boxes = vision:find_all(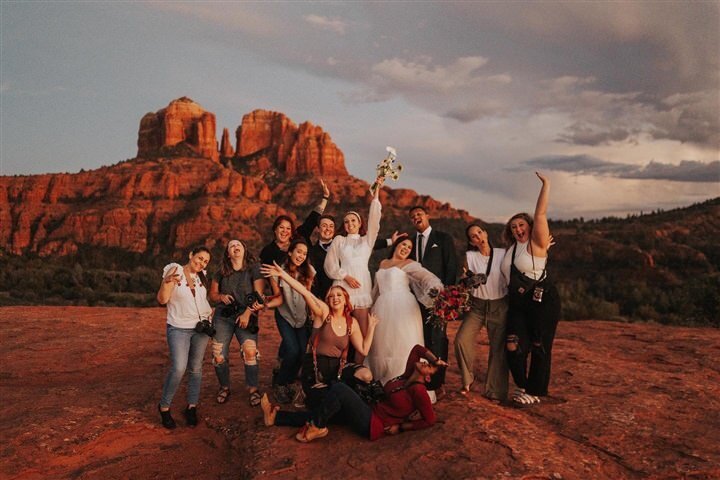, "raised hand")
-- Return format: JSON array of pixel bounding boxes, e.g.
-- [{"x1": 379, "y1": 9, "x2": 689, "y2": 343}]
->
[
  {"x1": 320, "y1": 178, "x2": 330, "y2": 198},
  {"x1": 163, "y1": 266, "x2": 181, "y2": 285},
  {"x1": 260, "y1": 261, "x2": 284, "y2": 278},
  {"x1": 368, "y1": 312, "x2": 380, "y2": 329},
  {"x1": 536, "y1": 171, "x2": 549, "y2": 185},
  {"x1": 390, "y1": 230, "x2": 408, "y2": 244}
]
